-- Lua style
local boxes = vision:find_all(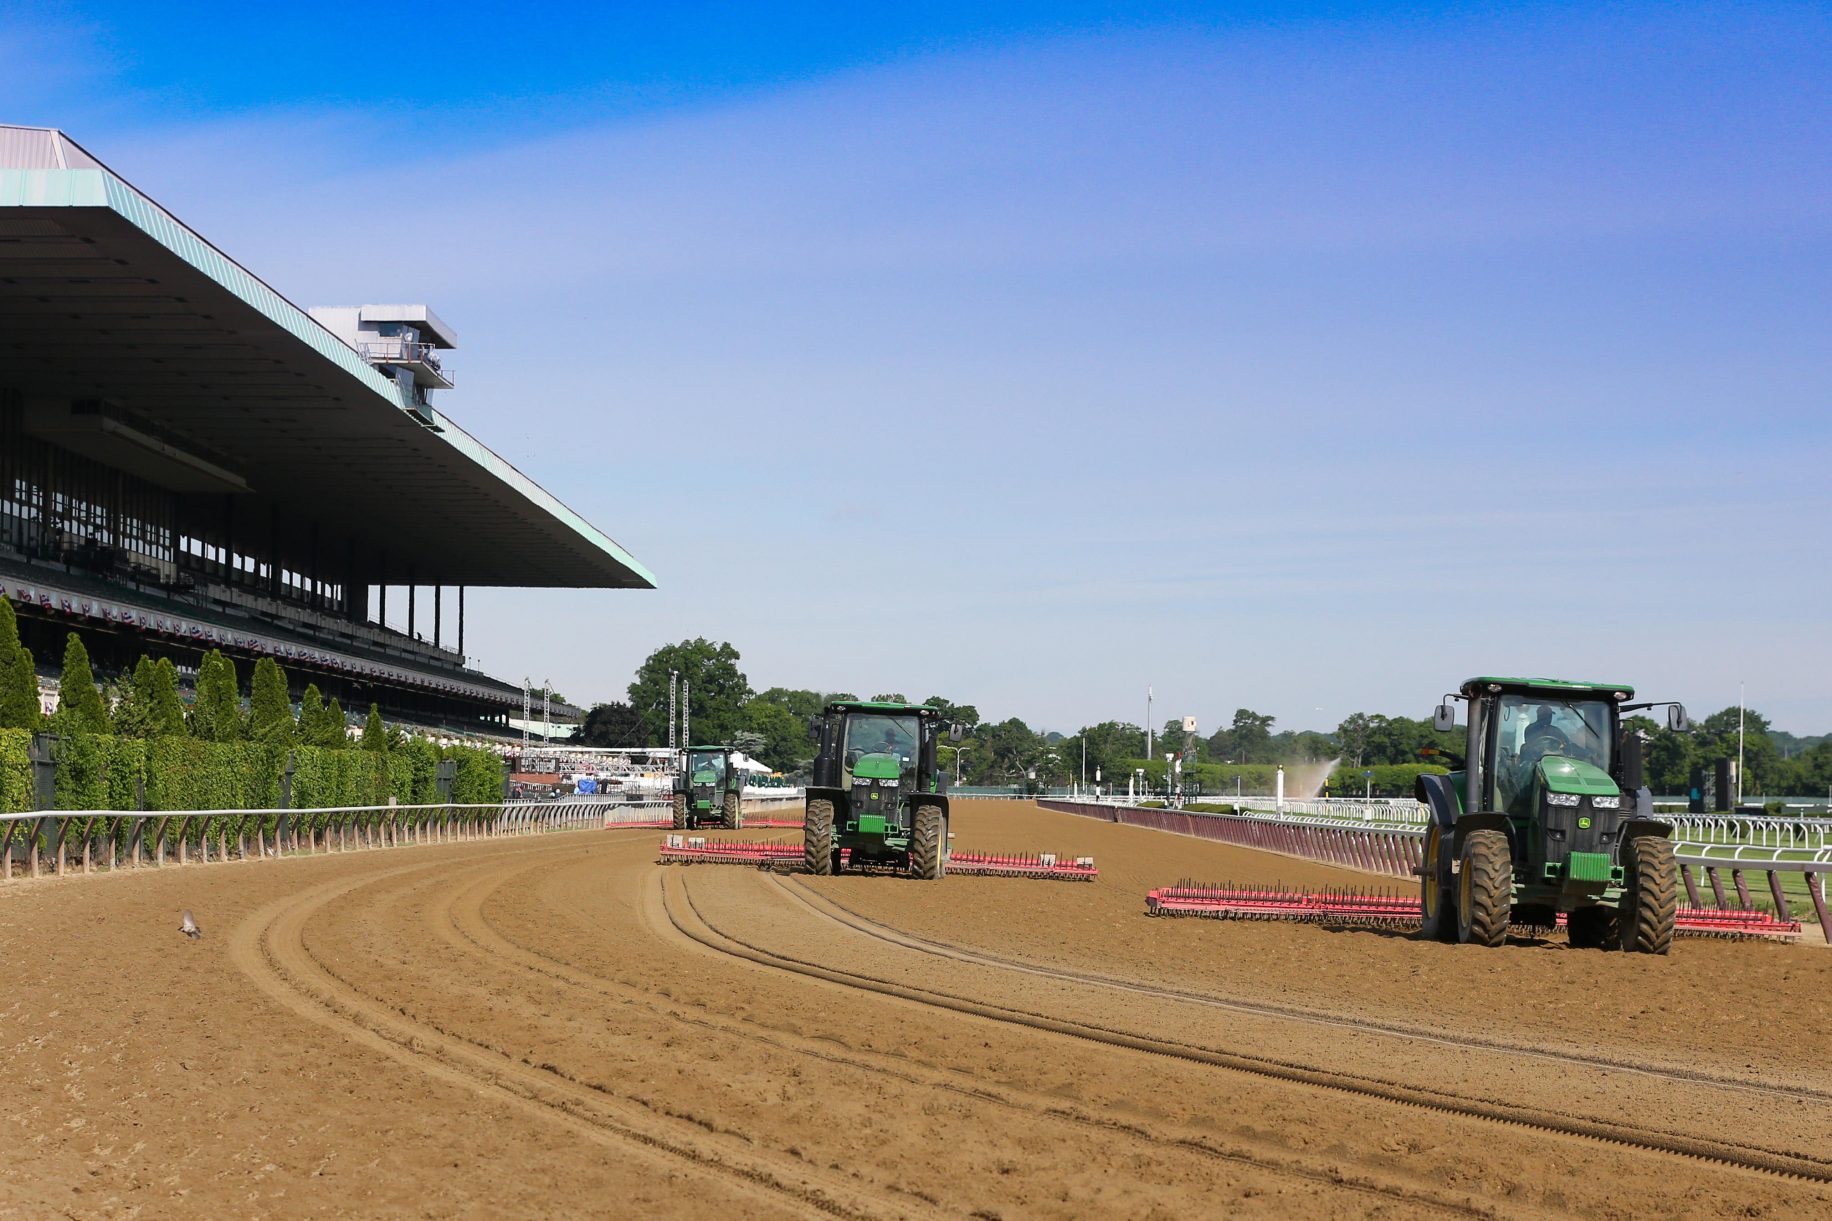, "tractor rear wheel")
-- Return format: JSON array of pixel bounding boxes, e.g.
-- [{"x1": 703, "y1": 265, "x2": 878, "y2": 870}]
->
[
  {"x1": 1456, "y1": 829, "x2": 1512, "y2": 947},
  {"x1": 671, "y1": 794, "x2": 687, "y2": 831},
  {"x1": 804, "y1": 799, "x2": 834, "y2": 876},
  {"x1": 1621, "y1": 837, "x2": 1677, "y2": 955},
  {"x1": 1566, "y1": 905, "x2": 1617, "y2": 949},
  {"x1": 1418, "y1": 825, "x2": 1457, "y2": 943},
  {"x1": 911, "y1": 804, "x2": 945, "y2": 880},
  {"x1": 722, "y1": 791, "x2": 743, "y2": 830}
]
